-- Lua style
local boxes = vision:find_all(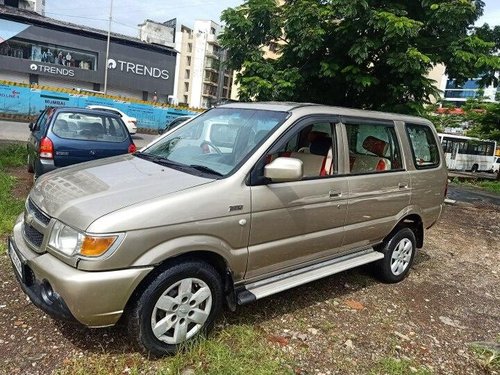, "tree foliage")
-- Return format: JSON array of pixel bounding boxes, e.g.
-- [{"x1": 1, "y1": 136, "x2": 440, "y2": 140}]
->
[
  {"x1": 220, "y1": 0, "x2": 500, "y2": 114},
  {"x1": 465, "y1": 102, "x2": 500, "y2": 142}
]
